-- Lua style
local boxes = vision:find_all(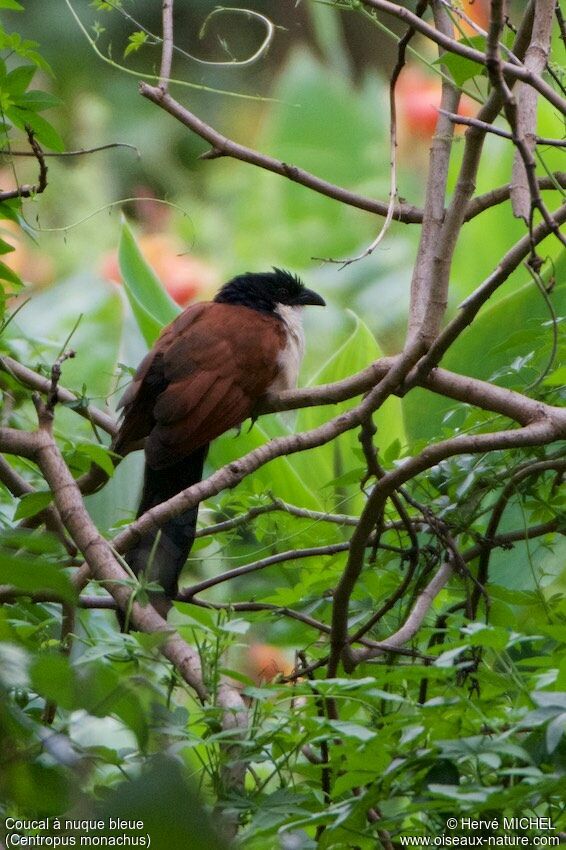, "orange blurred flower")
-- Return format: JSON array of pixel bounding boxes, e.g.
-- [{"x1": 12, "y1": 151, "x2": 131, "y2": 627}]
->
[
  {"x1": 458, "y1": 0, "x2": 489, "y2": 36},
  {"x1": 242, "y1": 643, "x2": 293, "y2": 685},
  {"x1": 0, "y1": 219, "x2": 54, "y2": 287}
]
